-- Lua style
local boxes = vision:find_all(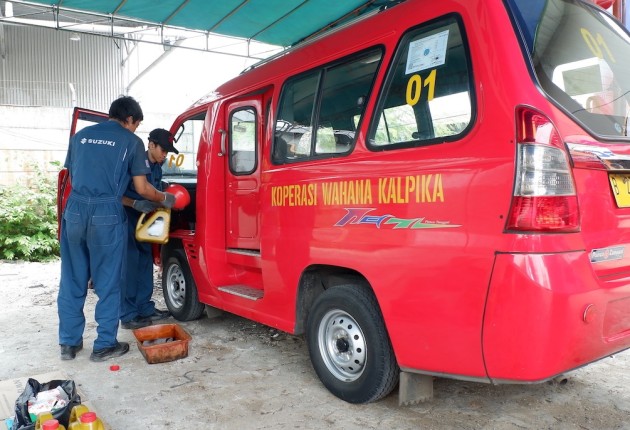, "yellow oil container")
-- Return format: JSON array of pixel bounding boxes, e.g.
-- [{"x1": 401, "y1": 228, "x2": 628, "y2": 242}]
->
[
  {"x1": 34, "y1": 412, "x2": 54, "y2": 430},
  {"x1": 75, "y1": 412, "x2": 104, "y2": 430},
  {"x1": 40, "y1": 419, "x2": 66, "y2": 430},
  {"x1": 135, "y1": 208, "x2": 171, "y2": 244},
  {"x1": 68, "y1": 404, "x2": 90, "y2": 430}
]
